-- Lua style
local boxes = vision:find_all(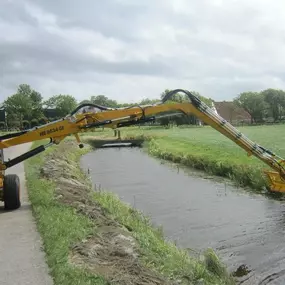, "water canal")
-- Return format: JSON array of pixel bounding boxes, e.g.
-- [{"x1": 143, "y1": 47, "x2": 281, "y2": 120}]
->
[{"x1": 81, "y1": 147, "x2": 285, "y2": 284}]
